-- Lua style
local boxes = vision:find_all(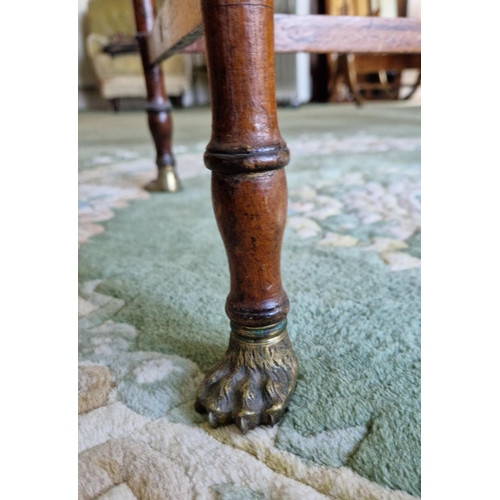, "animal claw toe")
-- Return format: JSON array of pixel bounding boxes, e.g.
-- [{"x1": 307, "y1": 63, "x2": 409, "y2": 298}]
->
[
  {"x1": 208, "y1": 412, "x2": 218, "y2": 428},
  {"x1": 236, "y1": 417, "x2": 250, "y2": 434},
  {"x1": 194, "y1": 399, "x2": 206, "y2": 414}
]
